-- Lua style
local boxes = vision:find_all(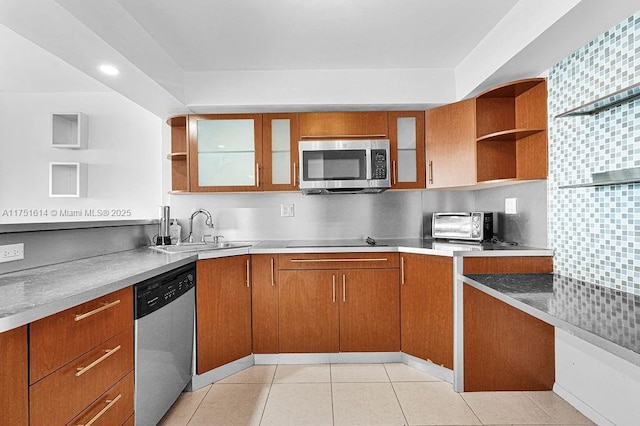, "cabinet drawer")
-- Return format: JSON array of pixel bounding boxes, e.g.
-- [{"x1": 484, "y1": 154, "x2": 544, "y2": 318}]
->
[
  {"x1": 30, "y1": 287, "x2": 132, "y2": 383},
  {"x1": 66, "y1": 371, "x2": 134, "y2": 426},
  {"x1": 30, "y1": 327, "x2": 133, "y2": 426},
  {"x1": 278, "y1": 252, "x2": 399, "y2": 270}
]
